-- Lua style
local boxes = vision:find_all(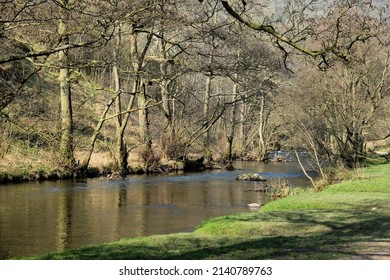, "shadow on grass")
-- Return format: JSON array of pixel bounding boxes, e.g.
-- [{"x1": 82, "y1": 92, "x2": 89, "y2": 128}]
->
[{"x1": 35, "y1": 210, "x2": 390, "y2": 260}]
